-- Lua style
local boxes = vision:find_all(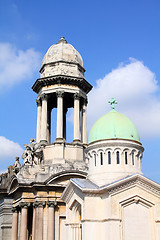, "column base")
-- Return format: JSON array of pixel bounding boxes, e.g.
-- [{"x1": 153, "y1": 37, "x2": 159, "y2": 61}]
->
[
  {"x1": 72, "y1": 139, "x2": 82, "y2": 146},
  {"x1": 55, "y1": 138, "x2": 66, "y2": 144},
  {"x1": 40, "y1": 140, "x2": 48, "y2": 146}
]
